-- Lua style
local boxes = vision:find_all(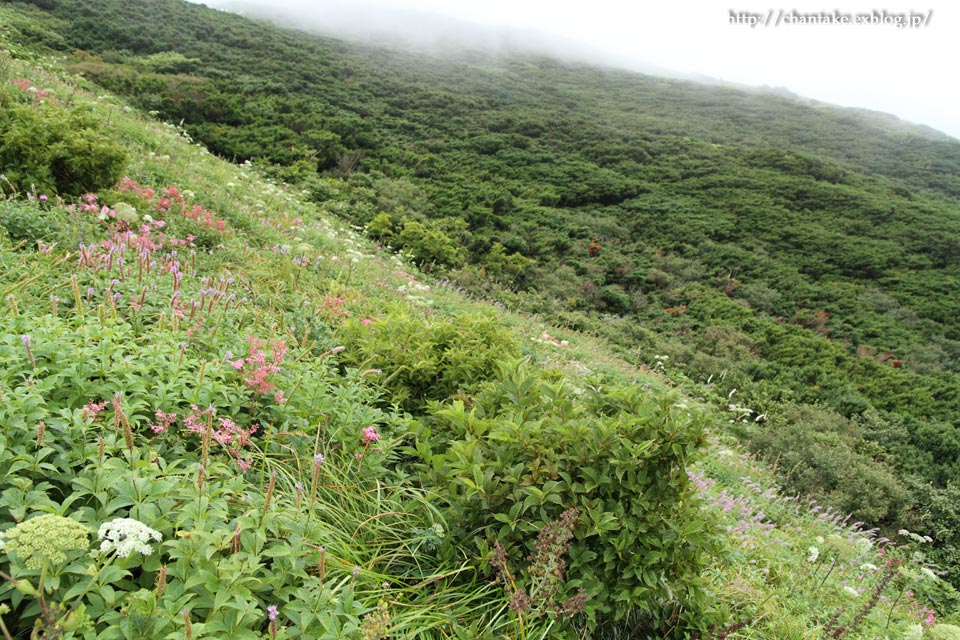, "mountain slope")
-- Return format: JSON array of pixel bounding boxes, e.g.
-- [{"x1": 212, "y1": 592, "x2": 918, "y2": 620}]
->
[
  {"x1": 2, "y1": 2, "x2": 960, "y2": 636},
  {"x1": 11, "y1": 0, "x2": 960, "y2": 586}
]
